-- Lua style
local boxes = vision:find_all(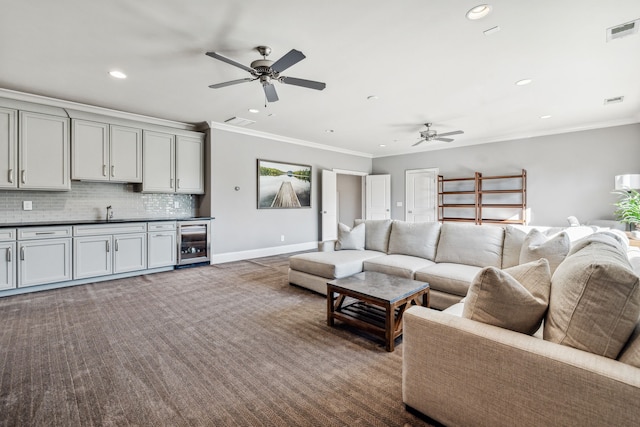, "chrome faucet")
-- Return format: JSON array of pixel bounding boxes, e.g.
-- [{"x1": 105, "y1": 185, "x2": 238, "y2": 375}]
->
[{"x1": 106, "y1": 205, "x2": 113, "y2": 221}]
